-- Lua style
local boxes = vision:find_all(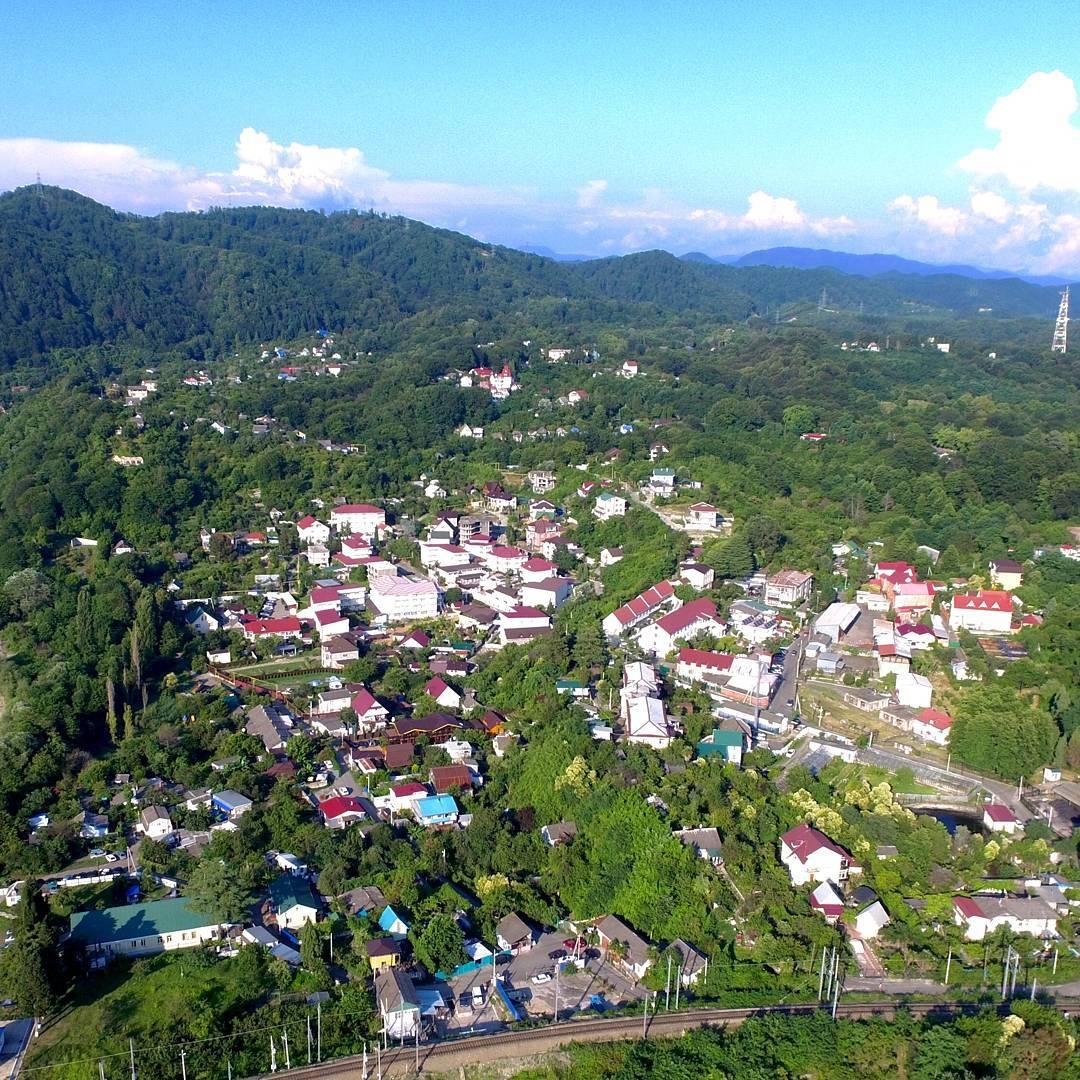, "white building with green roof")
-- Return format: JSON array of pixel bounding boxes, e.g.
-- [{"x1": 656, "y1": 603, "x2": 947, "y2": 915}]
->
[{"x1": 67, "y1": 898, "x2": 233, "y2": 959}]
